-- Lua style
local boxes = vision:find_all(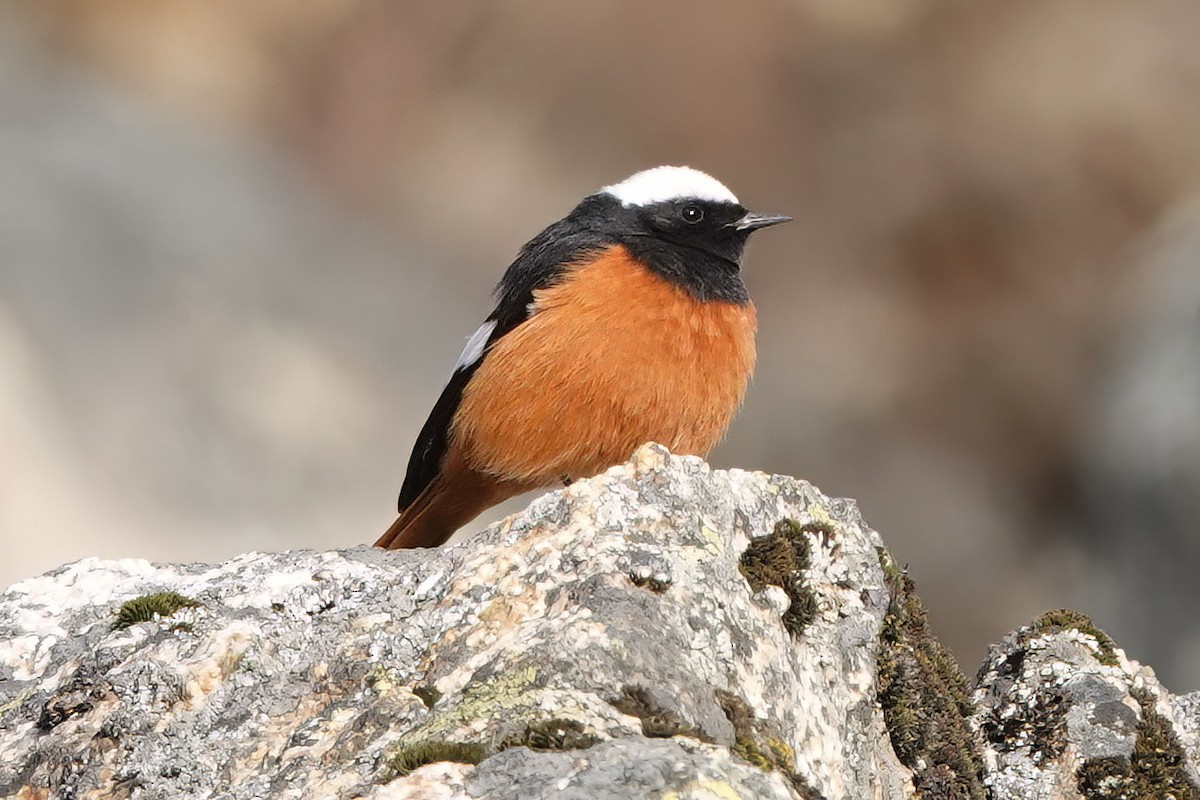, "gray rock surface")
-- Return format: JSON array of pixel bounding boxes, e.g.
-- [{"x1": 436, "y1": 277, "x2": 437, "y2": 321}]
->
[
  {"x1": 0, "y1": 446, "x2": 909, "y2": 799},
  {"x1": 973, "y1": 610, "x2": 1200, "y2": 799},
  {"x1": 1, "y1": 445, "x2": 1197, "y2": 799}
]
